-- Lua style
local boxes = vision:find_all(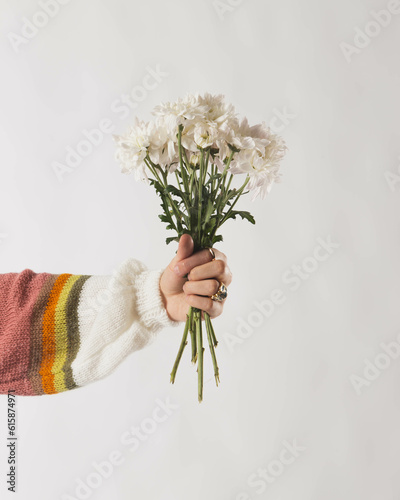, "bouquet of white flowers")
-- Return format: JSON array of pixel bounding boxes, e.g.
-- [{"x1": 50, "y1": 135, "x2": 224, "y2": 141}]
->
[{"x1": 113, "y1": 93, "x2": 287, "y2": 402}]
